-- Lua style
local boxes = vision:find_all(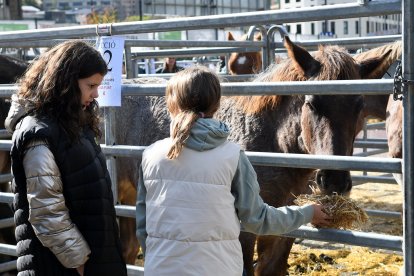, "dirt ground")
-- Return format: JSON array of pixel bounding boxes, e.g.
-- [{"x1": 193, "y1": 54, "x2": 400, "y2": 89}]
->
[{"x1": 287, "y1": 179, "x2": 404, "y2": 275}]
